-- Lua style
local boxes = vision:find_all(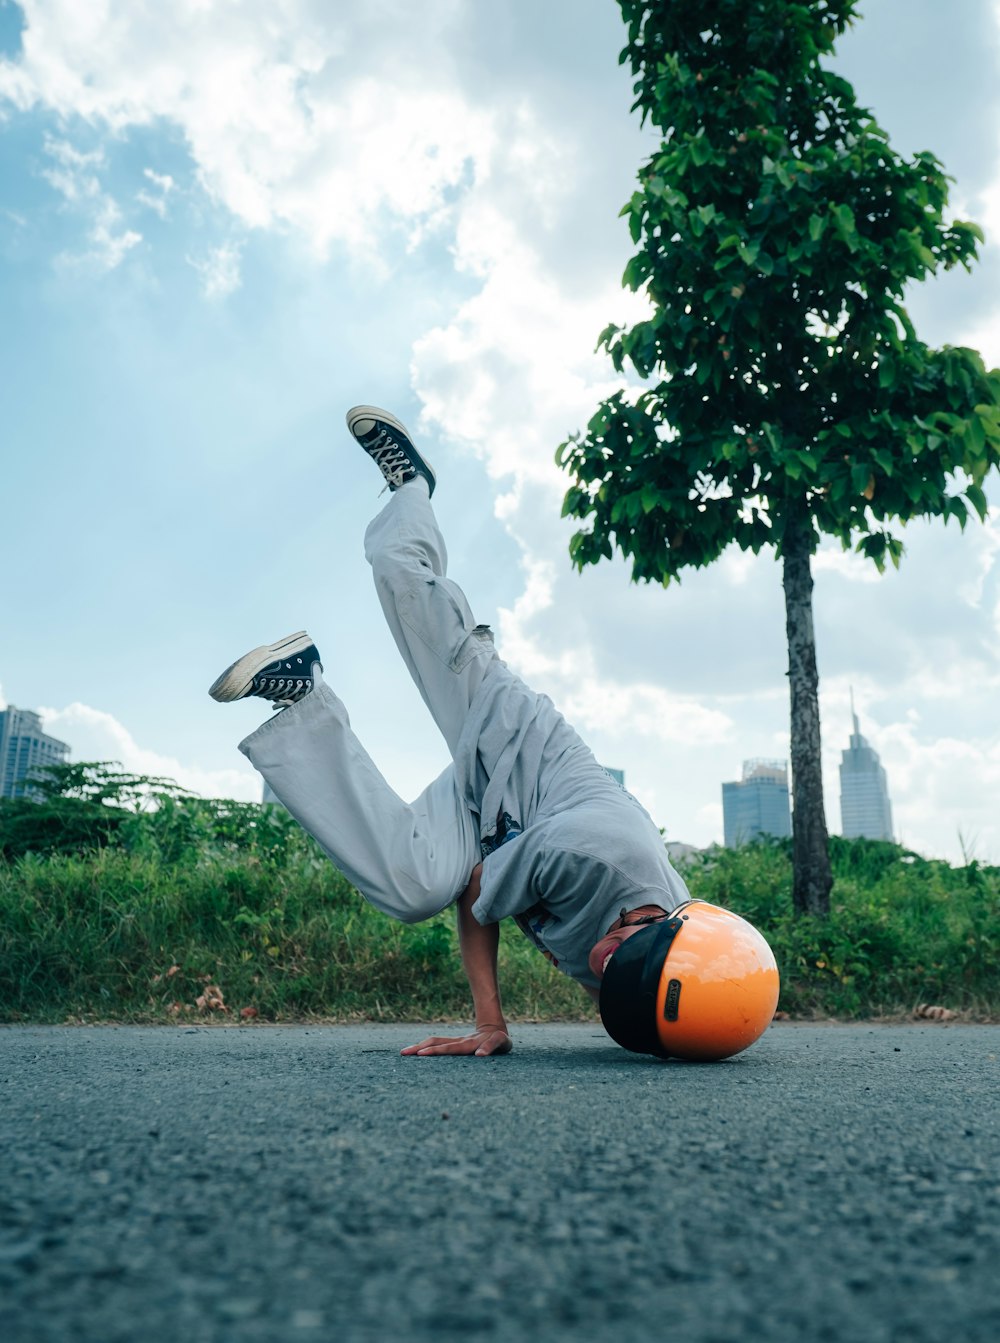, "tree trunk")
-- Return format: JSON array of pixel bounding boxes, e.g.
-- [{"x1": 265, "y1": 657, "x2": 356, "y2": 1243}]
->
[{"x1": 782, "y1": 508, "x2": 833, "y2": 916}]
